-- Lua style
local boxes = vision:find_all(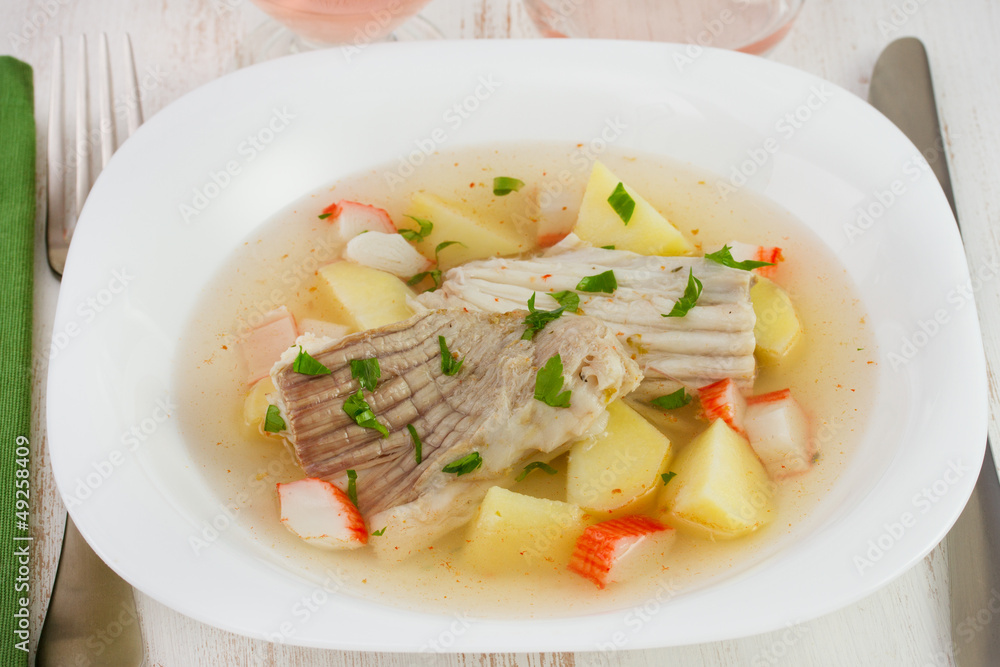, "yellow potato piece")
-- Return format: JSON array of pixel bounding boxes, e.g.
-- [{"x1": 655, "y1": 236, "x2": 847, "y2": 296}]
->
[
  {"x1": 462, "y1": 487, "x2": 588, "y2": 575},
  {"x1": 751, "y1": 277, "x2": 801, "y2": 364},
  {"x1": 403, "y1": 192, "x2": 529, "y2": 270},
  {"x1": 243, "y1": 377, "x2": 276, "y2": 432},
  {"x1": 567, "y1": 400, "x2": 672, "y2": 515},
  {"x1": 318, "y1": 262, "x2": 415, "y2": 331},
  {"x1": 658, "y1": 419, "x2": 774, "y2": 539},
  {"x1": 574, "y1": 161, "x2": 694, "y2": 255}
]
